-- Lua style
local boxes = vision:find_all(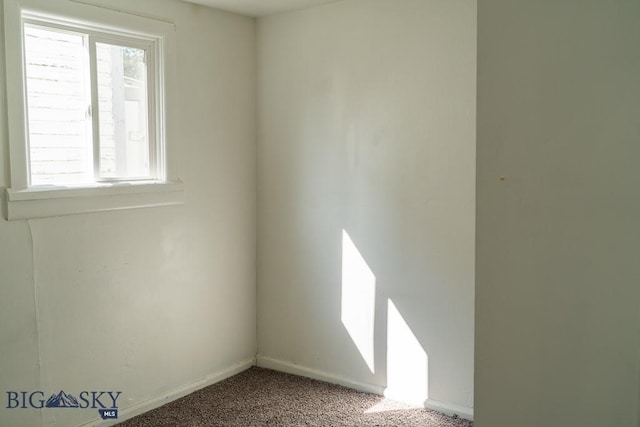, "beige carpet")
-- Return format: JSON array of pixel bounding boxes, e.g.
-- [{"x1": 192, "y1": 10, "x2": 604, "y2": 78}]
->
[{"x1": 117, "y1": 367, "x2": 473, "y2": 427}]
